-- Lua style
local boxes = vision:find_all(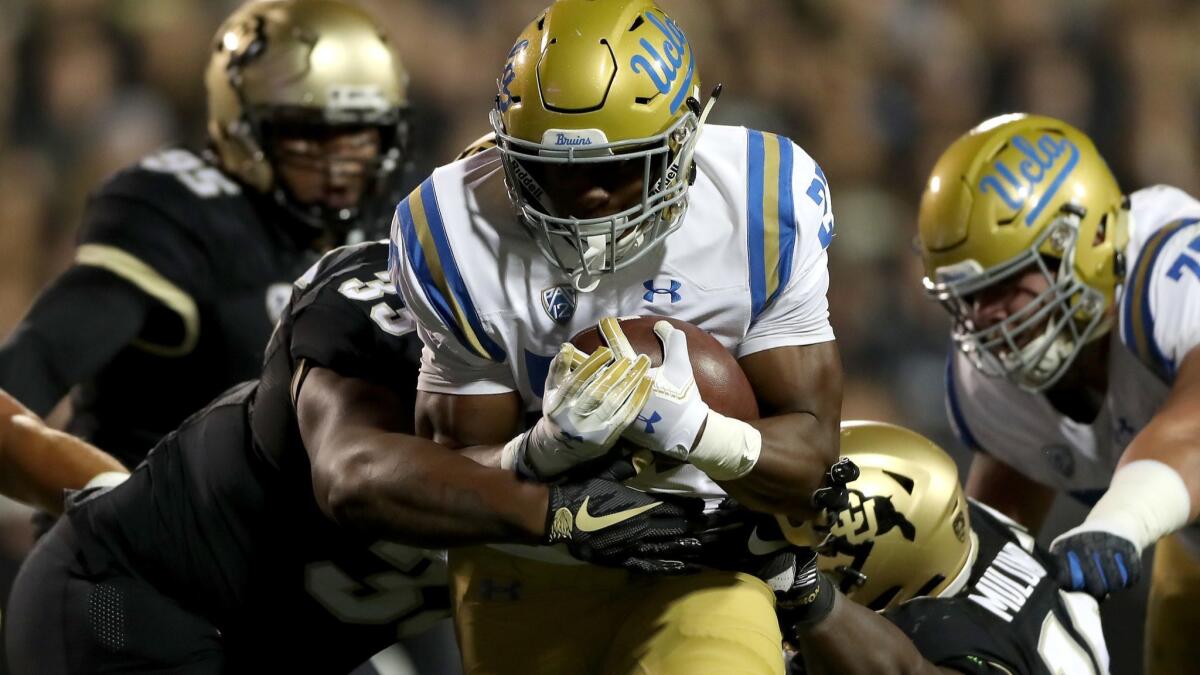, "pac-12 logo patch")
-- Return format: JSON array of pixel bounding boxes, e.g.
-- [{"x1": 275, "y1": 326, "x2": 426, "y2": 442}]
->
[{"x1": 541, "y1": 285, "x2": 576, "y2": 324}]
